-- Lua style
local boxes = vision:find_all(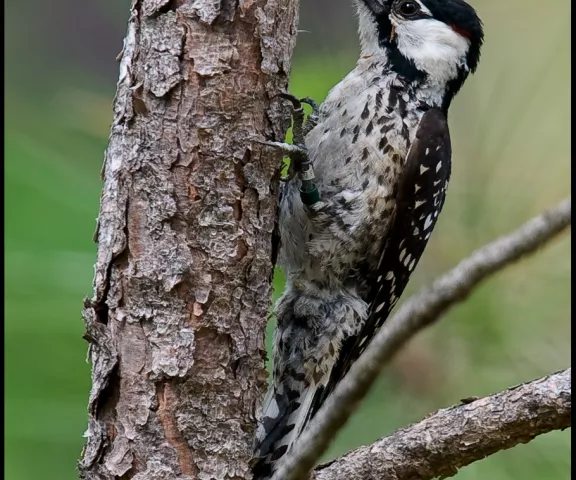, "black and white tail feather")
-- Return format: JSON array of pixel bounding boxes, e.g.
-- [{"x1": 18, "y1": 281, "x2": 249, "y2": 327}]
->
[
  {"x1": 252, "y1": 371, "x2": 328, "y2": 479},
  {"x1": 251, "y1": 0, "x2": 483, "y2": 478}
]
